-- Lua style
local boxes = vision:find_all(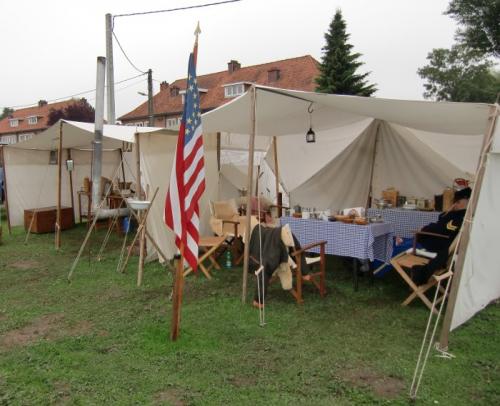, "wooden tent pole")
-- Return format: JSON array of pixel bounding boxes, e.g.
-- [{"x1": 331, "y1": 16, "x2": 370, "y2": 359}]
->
[
  {"x1": 0, "y1": 146, "x2": 11, "y2": 235},
  {"x1": 438, "y1": 105, "x2": 498, "y2": 349},
  {"x1": 365, "y1": 120, "x2": 380, "y2": 210},
  {"x1": 67, "y1": 149, "x2": 75, "y2": 225},
  {"x1": 242, "y1": 86, "x2": 257, "y2": 303},
  {"x1": 134, "y1": 133, "x2": 146, "y2": 284},
  {"x1": 119, "y1": 148, "x2": 126, "y2": 184},
  {"x1": 216, "y1": 132, "x2": 221, "y2": 172},
  {"x1": 273, "y1": 136, "x2": 281, "y2": 217},
  {"x1": 55, "y1": 121, "x2": 63, "y2": 249}
]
